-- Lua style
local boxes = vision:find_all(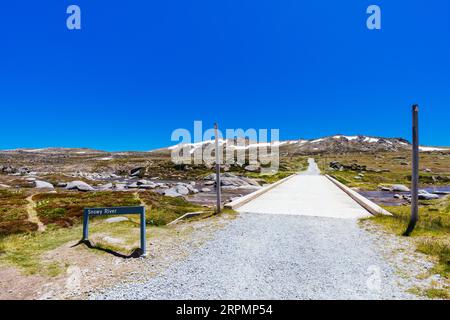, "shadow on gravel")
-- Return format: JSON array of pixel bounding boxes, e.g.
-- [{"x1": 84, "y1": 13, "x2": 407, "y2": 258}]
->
[{"x1": 71, "y1": 240, "x2": 143, "y2": 259}]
